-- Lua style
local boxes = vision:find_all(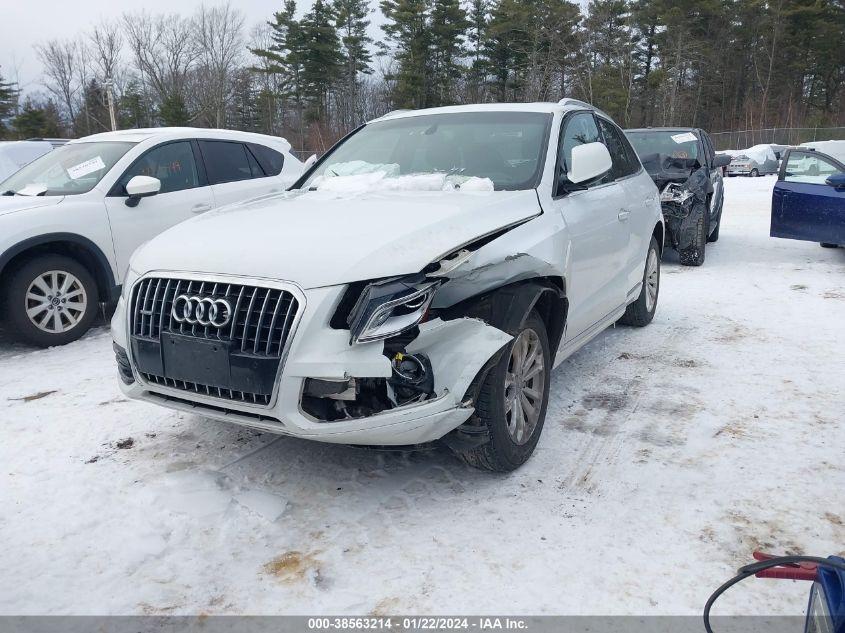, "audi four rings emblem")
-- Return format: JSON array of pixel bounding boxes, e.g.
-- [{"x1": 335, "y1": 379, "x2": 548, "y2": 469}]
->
[{"x1": 172, "y1": 295, "x2": 233, "y2": 328}]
